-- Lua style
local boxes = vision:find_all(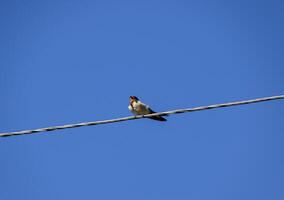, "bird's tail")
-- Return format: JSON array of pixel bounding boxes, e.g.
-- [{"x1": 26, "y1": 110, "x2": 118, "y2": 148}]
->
[
  {"x1": 148, "y1": 115, "x2": 167, "y2": 121},
  {"x1": 148, "y1": 108, "x2": 168, "y2": 121}
]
